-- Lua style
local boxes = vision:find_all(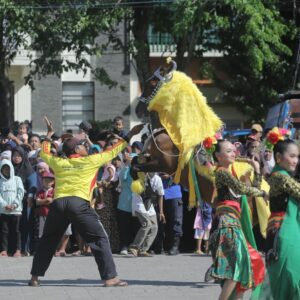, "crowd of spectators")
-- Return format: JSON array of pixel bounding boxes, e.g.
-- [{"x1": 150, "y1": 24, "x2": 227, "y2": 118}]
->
[{"x1": 0, "y1": 119, "x2": 279, "y2": 257}]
